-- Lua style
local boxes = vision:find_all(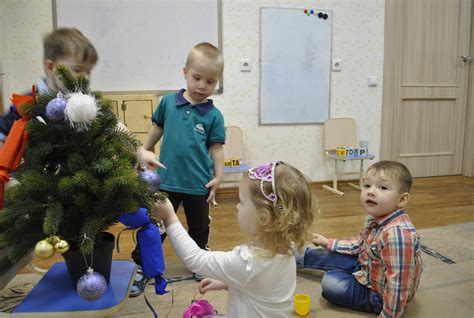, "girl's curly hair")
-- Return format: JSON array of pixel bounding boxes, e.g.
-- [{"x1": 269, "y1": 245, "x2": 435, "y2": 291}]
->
[{"x1": 242, "y1": 162, "x2": 317, "y2": 256}]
